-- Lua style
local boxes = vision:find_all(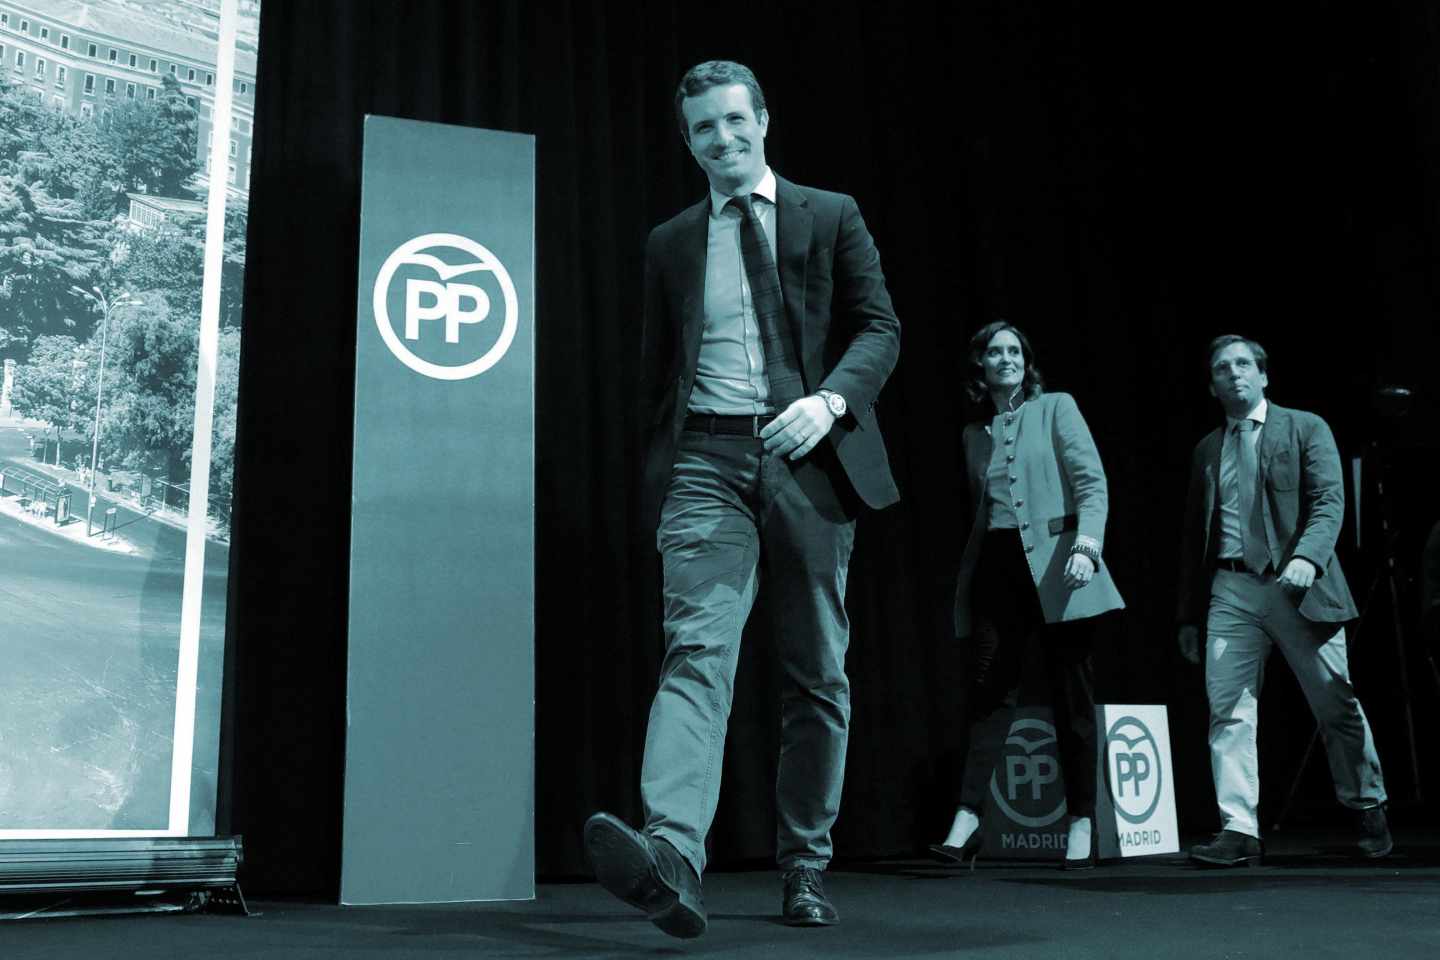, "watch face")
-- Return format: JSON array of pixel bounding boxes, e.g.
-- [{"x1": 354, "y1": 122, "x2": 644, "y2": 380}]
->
[{"x1": 826, "y1": 393, "x2": 846, "y2": 416}]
